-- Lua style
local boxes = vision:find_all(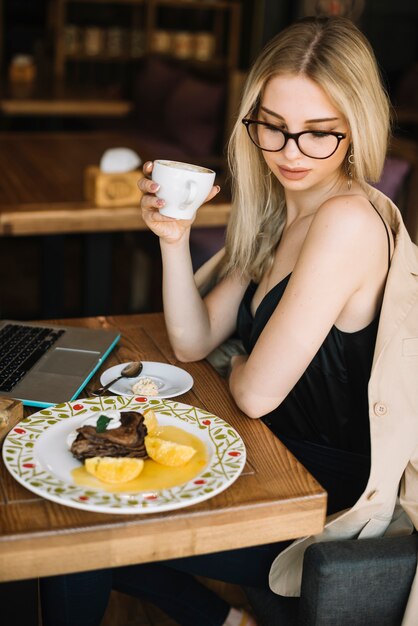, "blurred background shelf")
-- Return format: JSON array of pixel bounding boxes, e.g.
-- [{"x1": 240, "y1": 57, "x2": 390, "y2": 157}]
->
[
  {"x1": 0, "y1": 80, "x2": 134, "y2": 116},
  {"x1": 51, "y1": 0, "x2": 241, "y2": 94},
  {"x1": 0, "y1": 0, "x2": 243, "y2": 146},
  {"x1": 0, "y1": 0, "x2": 417, "y2": 322}
]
